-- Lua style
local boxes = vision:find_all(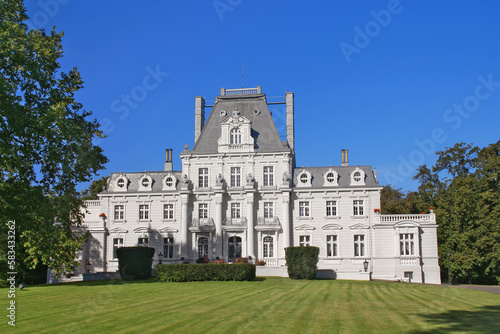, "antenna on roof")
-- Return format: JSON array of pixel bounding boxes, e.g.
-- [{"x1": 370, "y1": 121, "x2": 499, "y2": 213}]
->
[{"x1": 241, "y1": 61, "x2": 244, "y2": 88}]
